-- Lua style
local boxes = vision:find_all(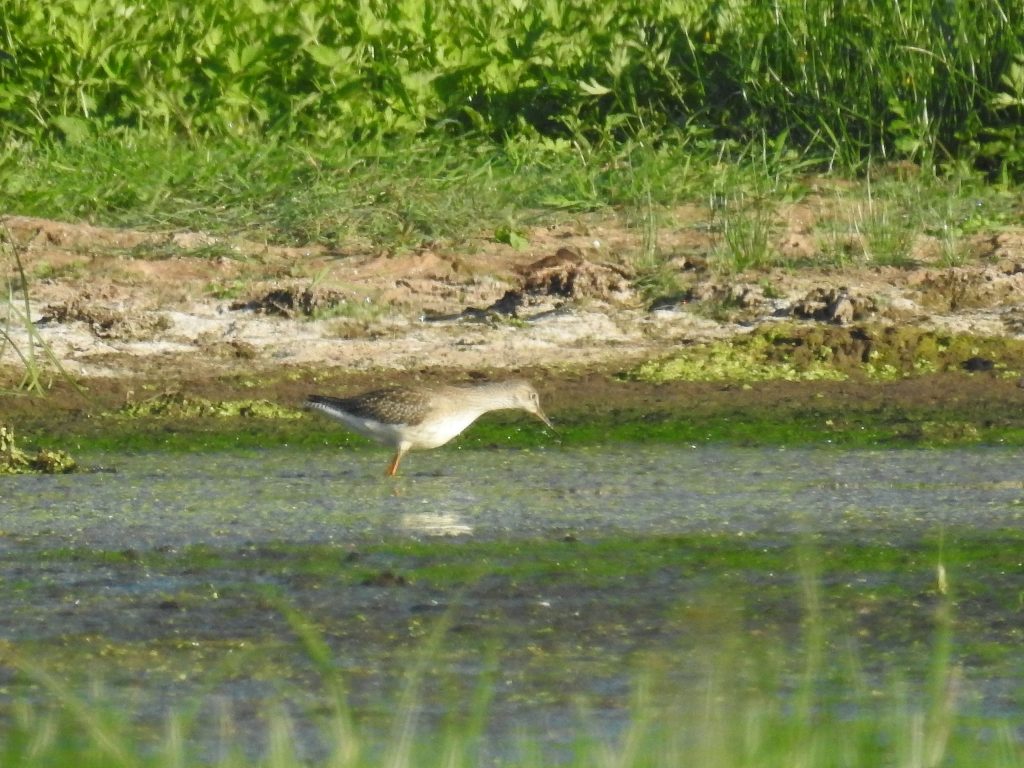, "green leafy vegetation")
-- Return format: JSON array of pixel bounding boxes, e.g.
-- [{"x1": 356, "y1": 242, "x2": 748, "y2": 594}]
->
[
  {"x1": 1, "y1": 1, "x2": 1022, "y2": 328},
  {"x1": 2, "y1": 0, "x2": 1022, "y2": 177},
  {"x1": 0, "y1": 425, "x2": 76, "y2": 473}
]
